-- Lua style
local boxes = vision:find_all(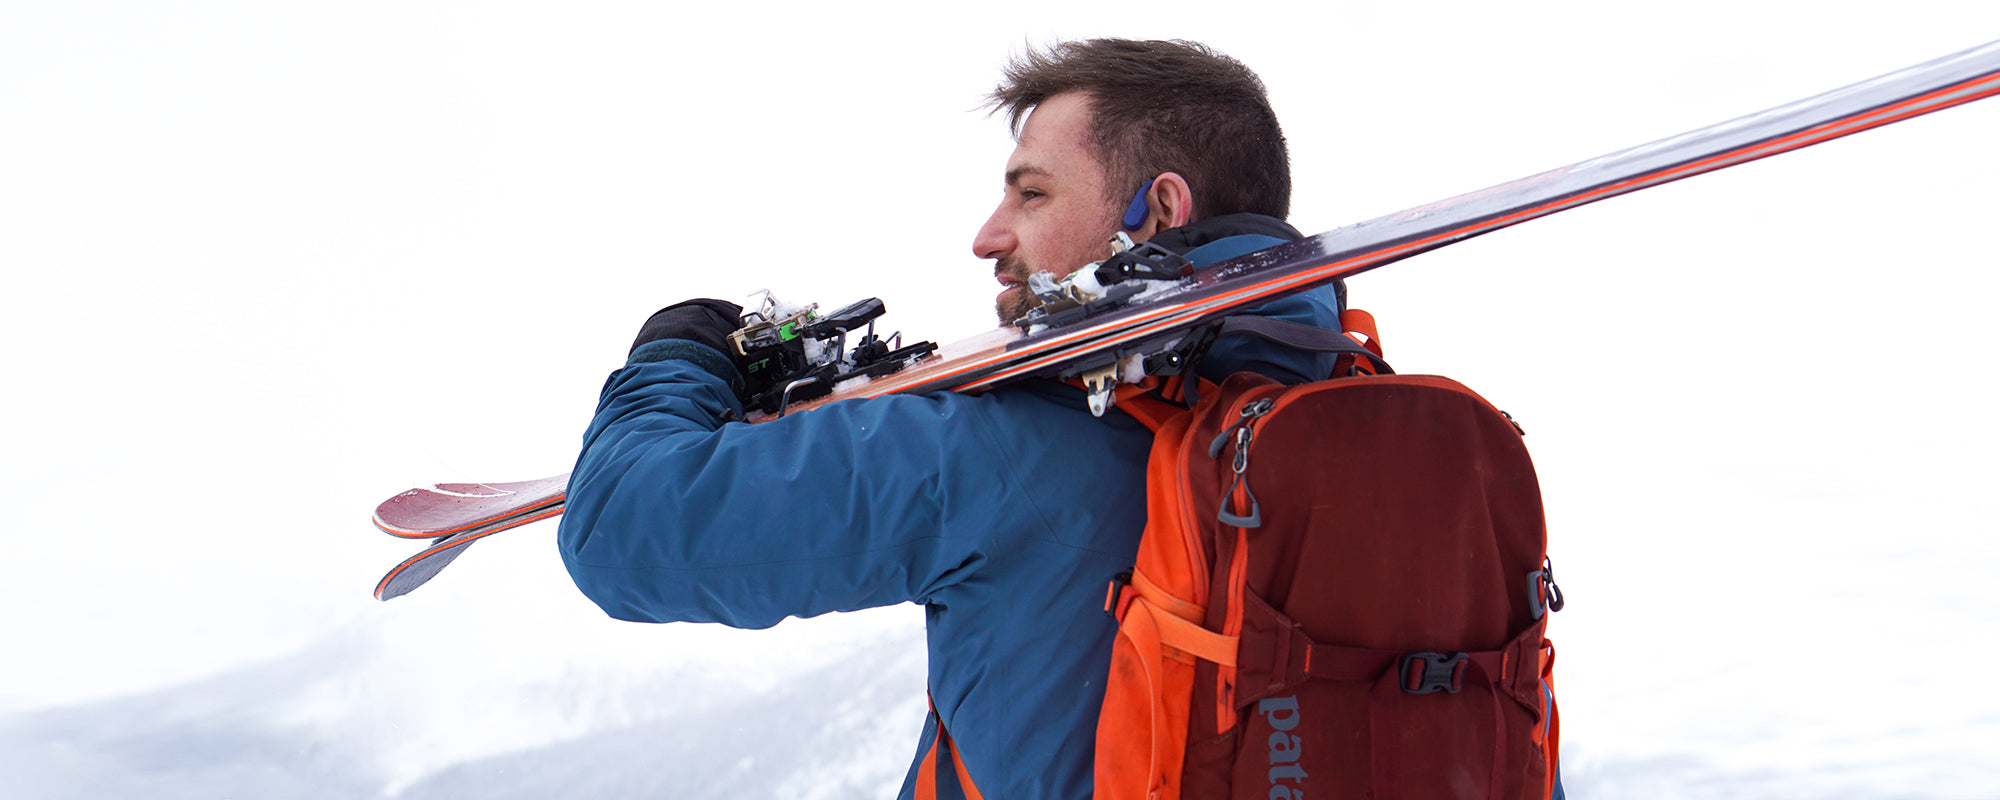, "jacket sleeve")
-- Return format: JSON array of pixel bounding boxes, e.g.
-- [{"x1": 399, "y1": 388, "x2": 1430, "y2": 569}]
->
[{"x1": 557, "y1": 352, "x2": 1029, "y2": 628}]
